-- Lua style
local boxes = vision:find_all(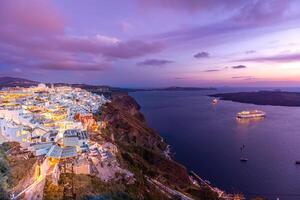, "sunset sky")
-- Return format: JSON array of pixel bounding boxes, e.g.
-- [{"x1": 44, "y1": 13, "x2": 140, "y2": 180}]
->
[{"x1": 1, "y1": 0, "x2": 300, "y2": 87}]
